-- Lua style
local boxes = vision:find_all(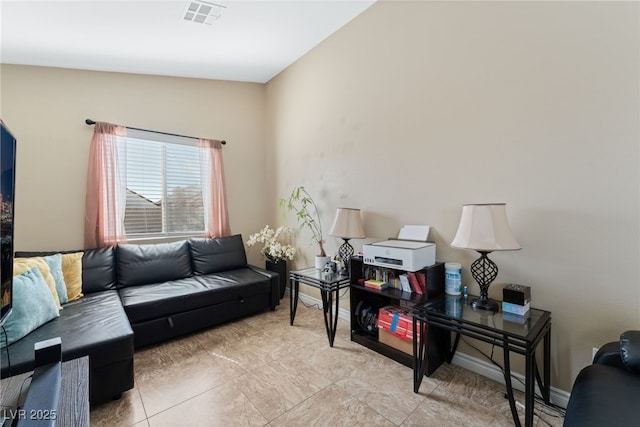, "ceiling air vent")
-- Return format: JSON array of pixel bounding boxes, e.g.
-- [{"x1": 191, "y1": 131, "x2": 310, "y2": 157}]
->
[{"x1": 183, "y1": 1, "x2": 226, "y2": 25}]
